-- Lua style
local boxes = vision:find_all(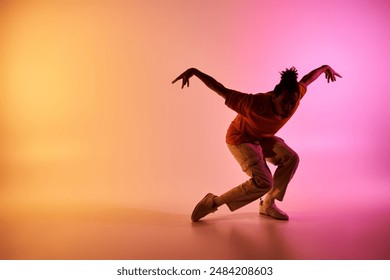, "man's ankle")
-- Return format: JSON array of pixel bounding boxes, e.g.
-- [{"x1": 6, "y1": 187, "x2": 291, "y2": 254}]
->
[
  {"x1": 213, "y1": 196, "x2": 224, "y2": 208},
  {"x1": 262, "y1": 196, "x2": 275, "y2": 206}
]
